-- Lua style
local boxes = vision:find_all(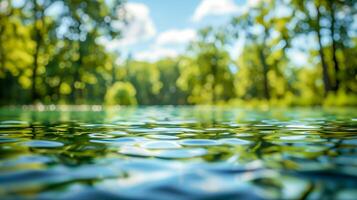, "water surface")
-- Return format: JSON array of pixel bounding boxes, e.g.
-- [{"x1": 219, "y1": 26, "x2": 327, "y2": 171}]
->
[{"x1": 0, "y1": 106, "x2": 356, "y2": 199}]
